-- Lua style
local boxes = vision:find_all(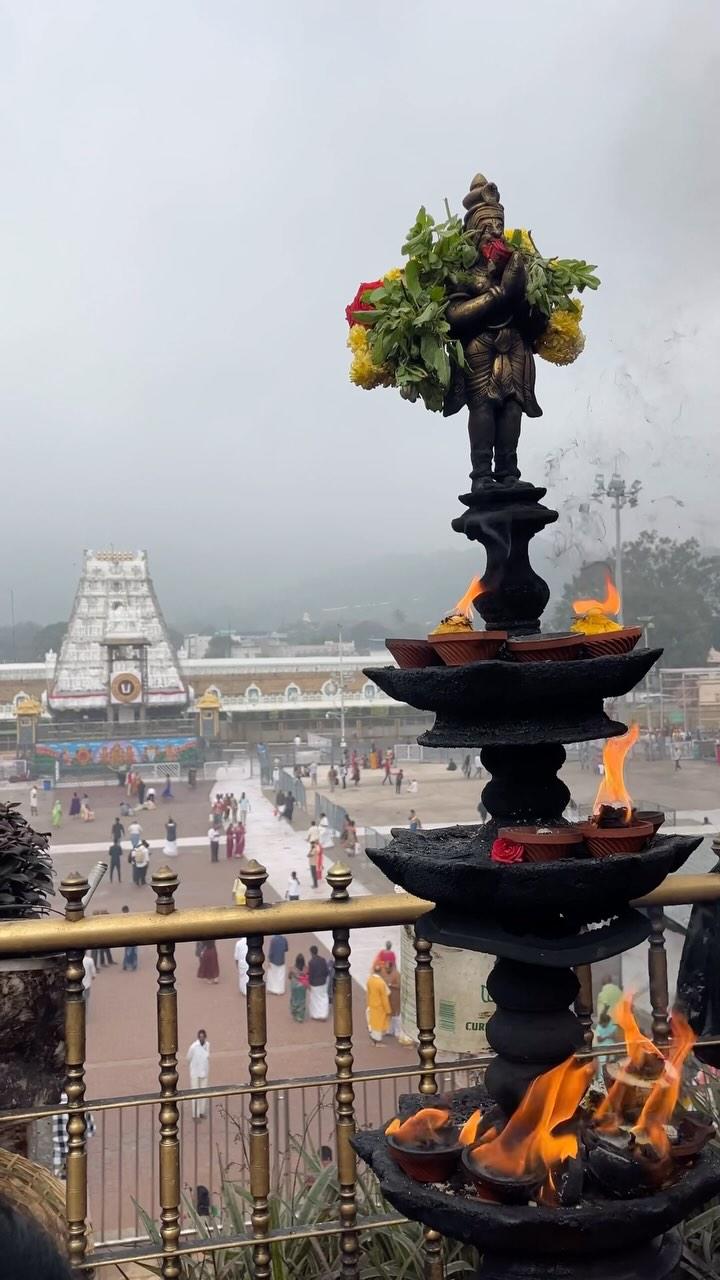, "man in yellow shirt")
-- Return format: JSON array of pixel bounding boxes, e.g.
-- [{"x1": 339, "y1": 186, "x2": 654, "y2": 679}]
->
[{"x1": 366, "y1": 964, "x2": 391, "y2": 1045}]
